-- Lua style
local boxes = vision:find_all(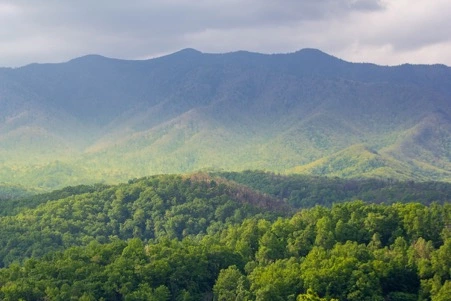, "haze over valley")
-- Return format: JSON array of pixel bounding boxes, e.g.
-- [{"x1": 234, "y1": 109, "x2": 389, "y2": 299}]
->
[{"x1": 1, "y1": 48, "x2": 450, "y2": 189}]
